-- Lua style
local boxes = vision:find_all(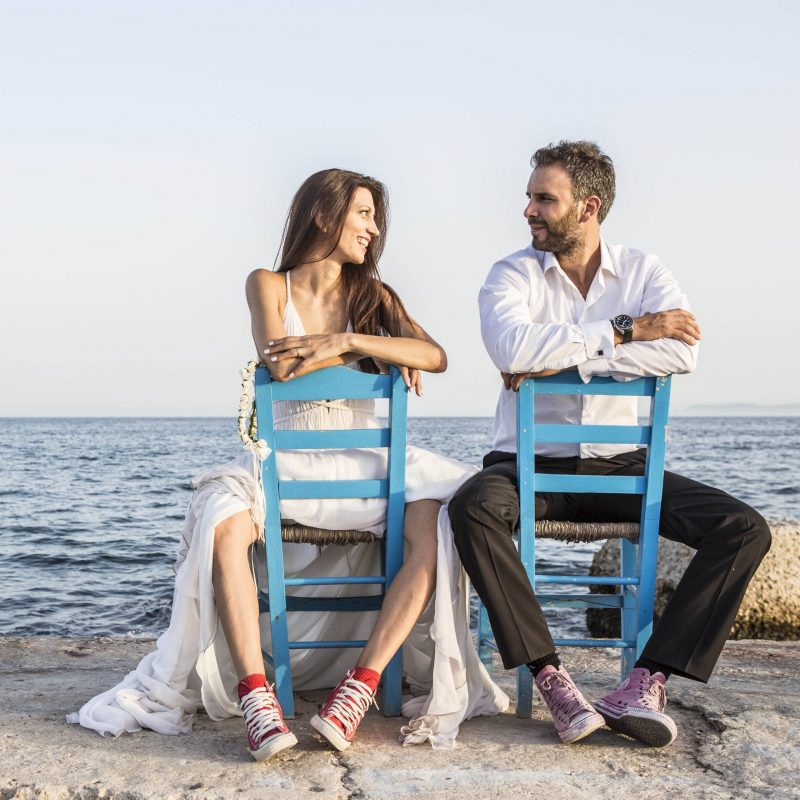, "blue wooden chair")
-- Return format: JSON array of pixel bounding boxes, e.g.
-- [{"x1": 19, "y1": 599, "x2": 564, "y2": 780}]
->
[
  {"x1": 254, "y1": 365, "x2": 408, "y2": 719},
  {"x1": 476, "y1": 373, "x2": 671, "y2": 718}
]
